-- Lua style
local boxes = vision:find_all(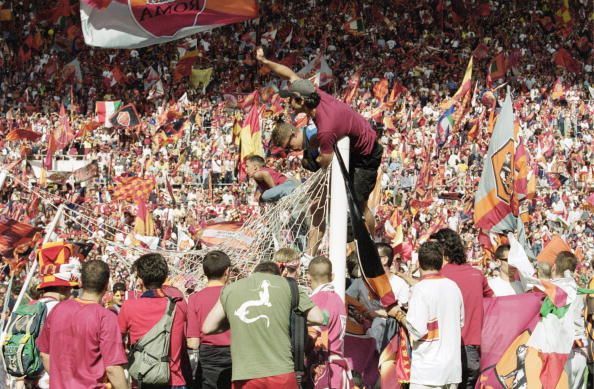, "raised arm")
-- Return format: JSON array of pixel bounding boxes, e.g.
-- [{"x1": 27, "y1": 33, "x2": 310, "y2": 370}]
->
[{"x1": 256, "y1": 47, "x2": 301, "y2": 82}]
